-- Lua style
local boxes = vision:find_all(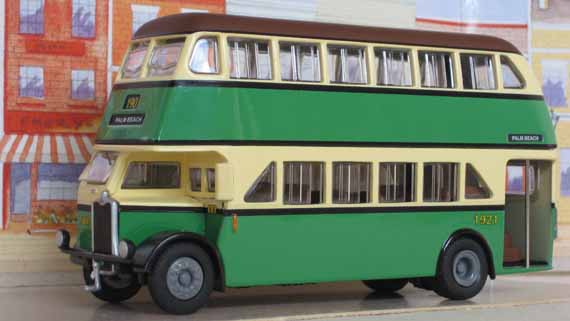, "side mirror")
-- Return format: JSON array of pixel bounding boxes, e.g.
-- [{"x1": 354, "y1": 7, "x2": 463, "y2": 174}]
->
[{"x1": 215, "y1": 163, "x2": 234, "y2": 201}]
